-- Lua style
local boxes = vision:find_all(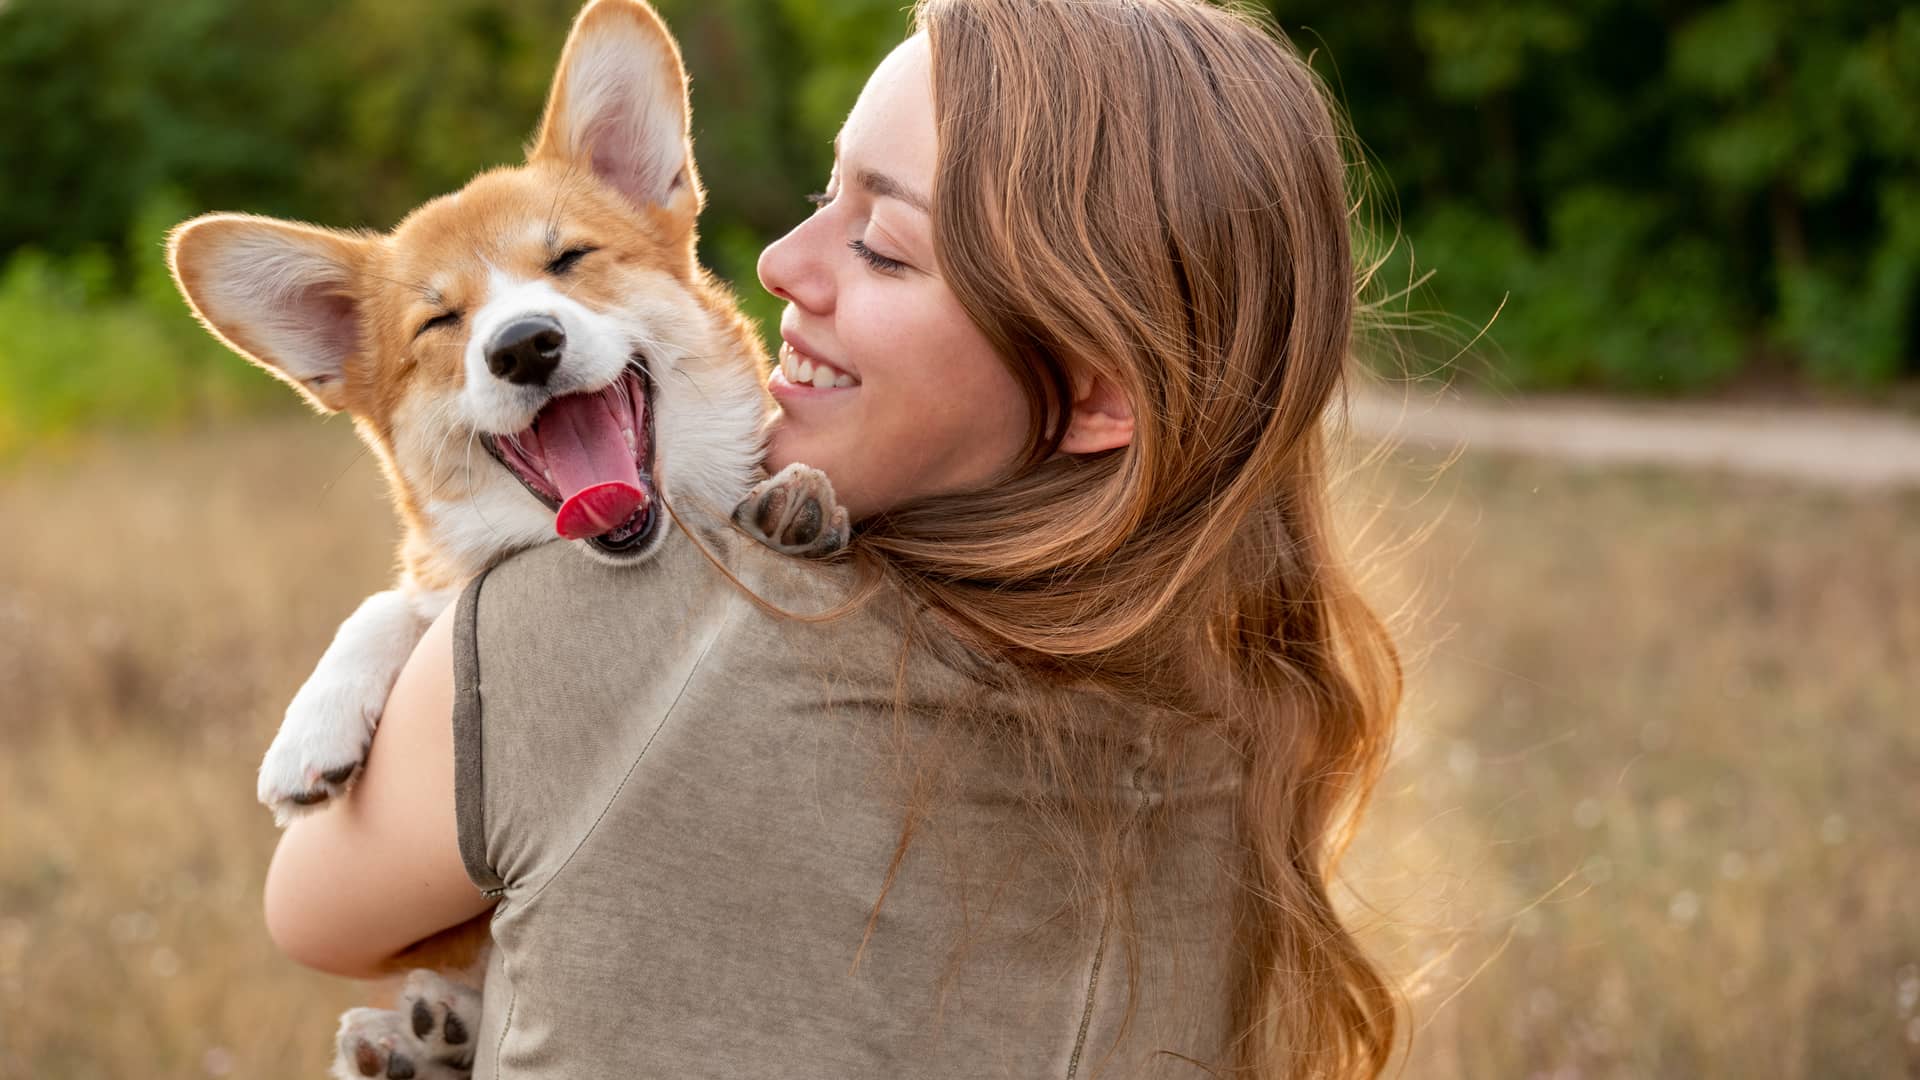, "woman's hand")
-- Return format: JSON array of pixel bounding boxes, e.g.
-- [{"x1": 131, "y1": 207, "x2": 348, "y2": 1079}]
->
[{"x1": 262, "y1": 604, "x2": 493, "y2": 979}]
